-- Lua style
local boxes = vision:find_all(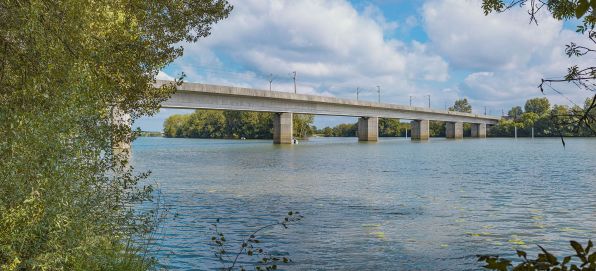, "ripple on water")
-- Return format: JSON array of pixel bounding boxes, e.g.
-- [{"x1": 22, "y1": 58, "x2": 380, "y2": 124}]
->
[{"x1": 130, "y1": 137, "x2": 596, "y2": 270}]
